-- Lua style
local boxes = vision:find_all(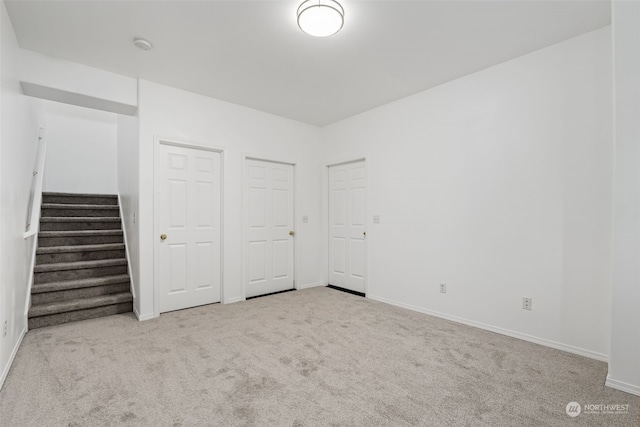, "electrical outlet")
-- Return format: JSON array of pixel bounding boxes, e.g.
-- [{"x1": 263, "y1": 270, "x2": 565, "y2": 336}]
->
[
  {"x1": 373, "y1": 215, "x2": 380, "y2": 224},
  {"x1": 3, "y1": 320, "x2": 7, "y2": 337},
  {"x1": 522, "y1": 297, "x2": 532, "y2": 310},
  {"x1": 440, "y1": 283, "x2": 447, "y2": 293},
  {"x1": 302, "y1": 215, "x2": 309, "y2": 223}
]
